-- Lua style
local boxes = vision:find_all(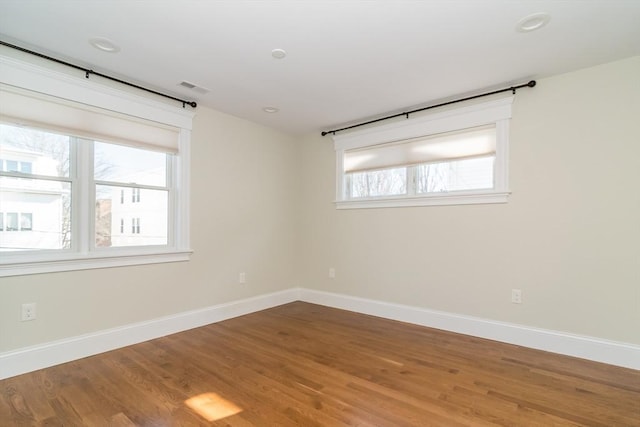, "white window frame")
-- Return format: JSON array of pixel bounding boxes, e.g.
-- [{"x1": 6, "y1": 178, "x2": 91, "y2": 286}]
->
[
  {"x1": 333, "y1": 96, "x2": 513, "y2": 209},
  {"x1": 0, "y1": 53, "x2": 194, "y2": 277}
]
